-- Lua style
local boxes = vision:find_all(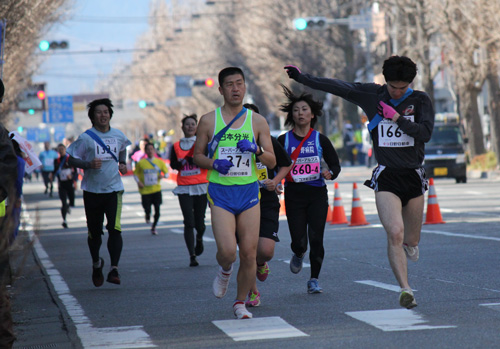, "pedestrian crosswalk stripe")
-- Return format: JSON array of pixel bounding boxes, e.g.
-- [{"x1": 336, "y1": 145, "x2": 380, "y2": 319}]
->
[
  {"x1": 355, "y1": 280, "x2": 417, "y2": 292},
  {"x1": 345, "y1": 309, "x2": 456, "y2": 331},
  {"x1": 213, "y1": 316, "x2": 308, "y2": 341}
]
